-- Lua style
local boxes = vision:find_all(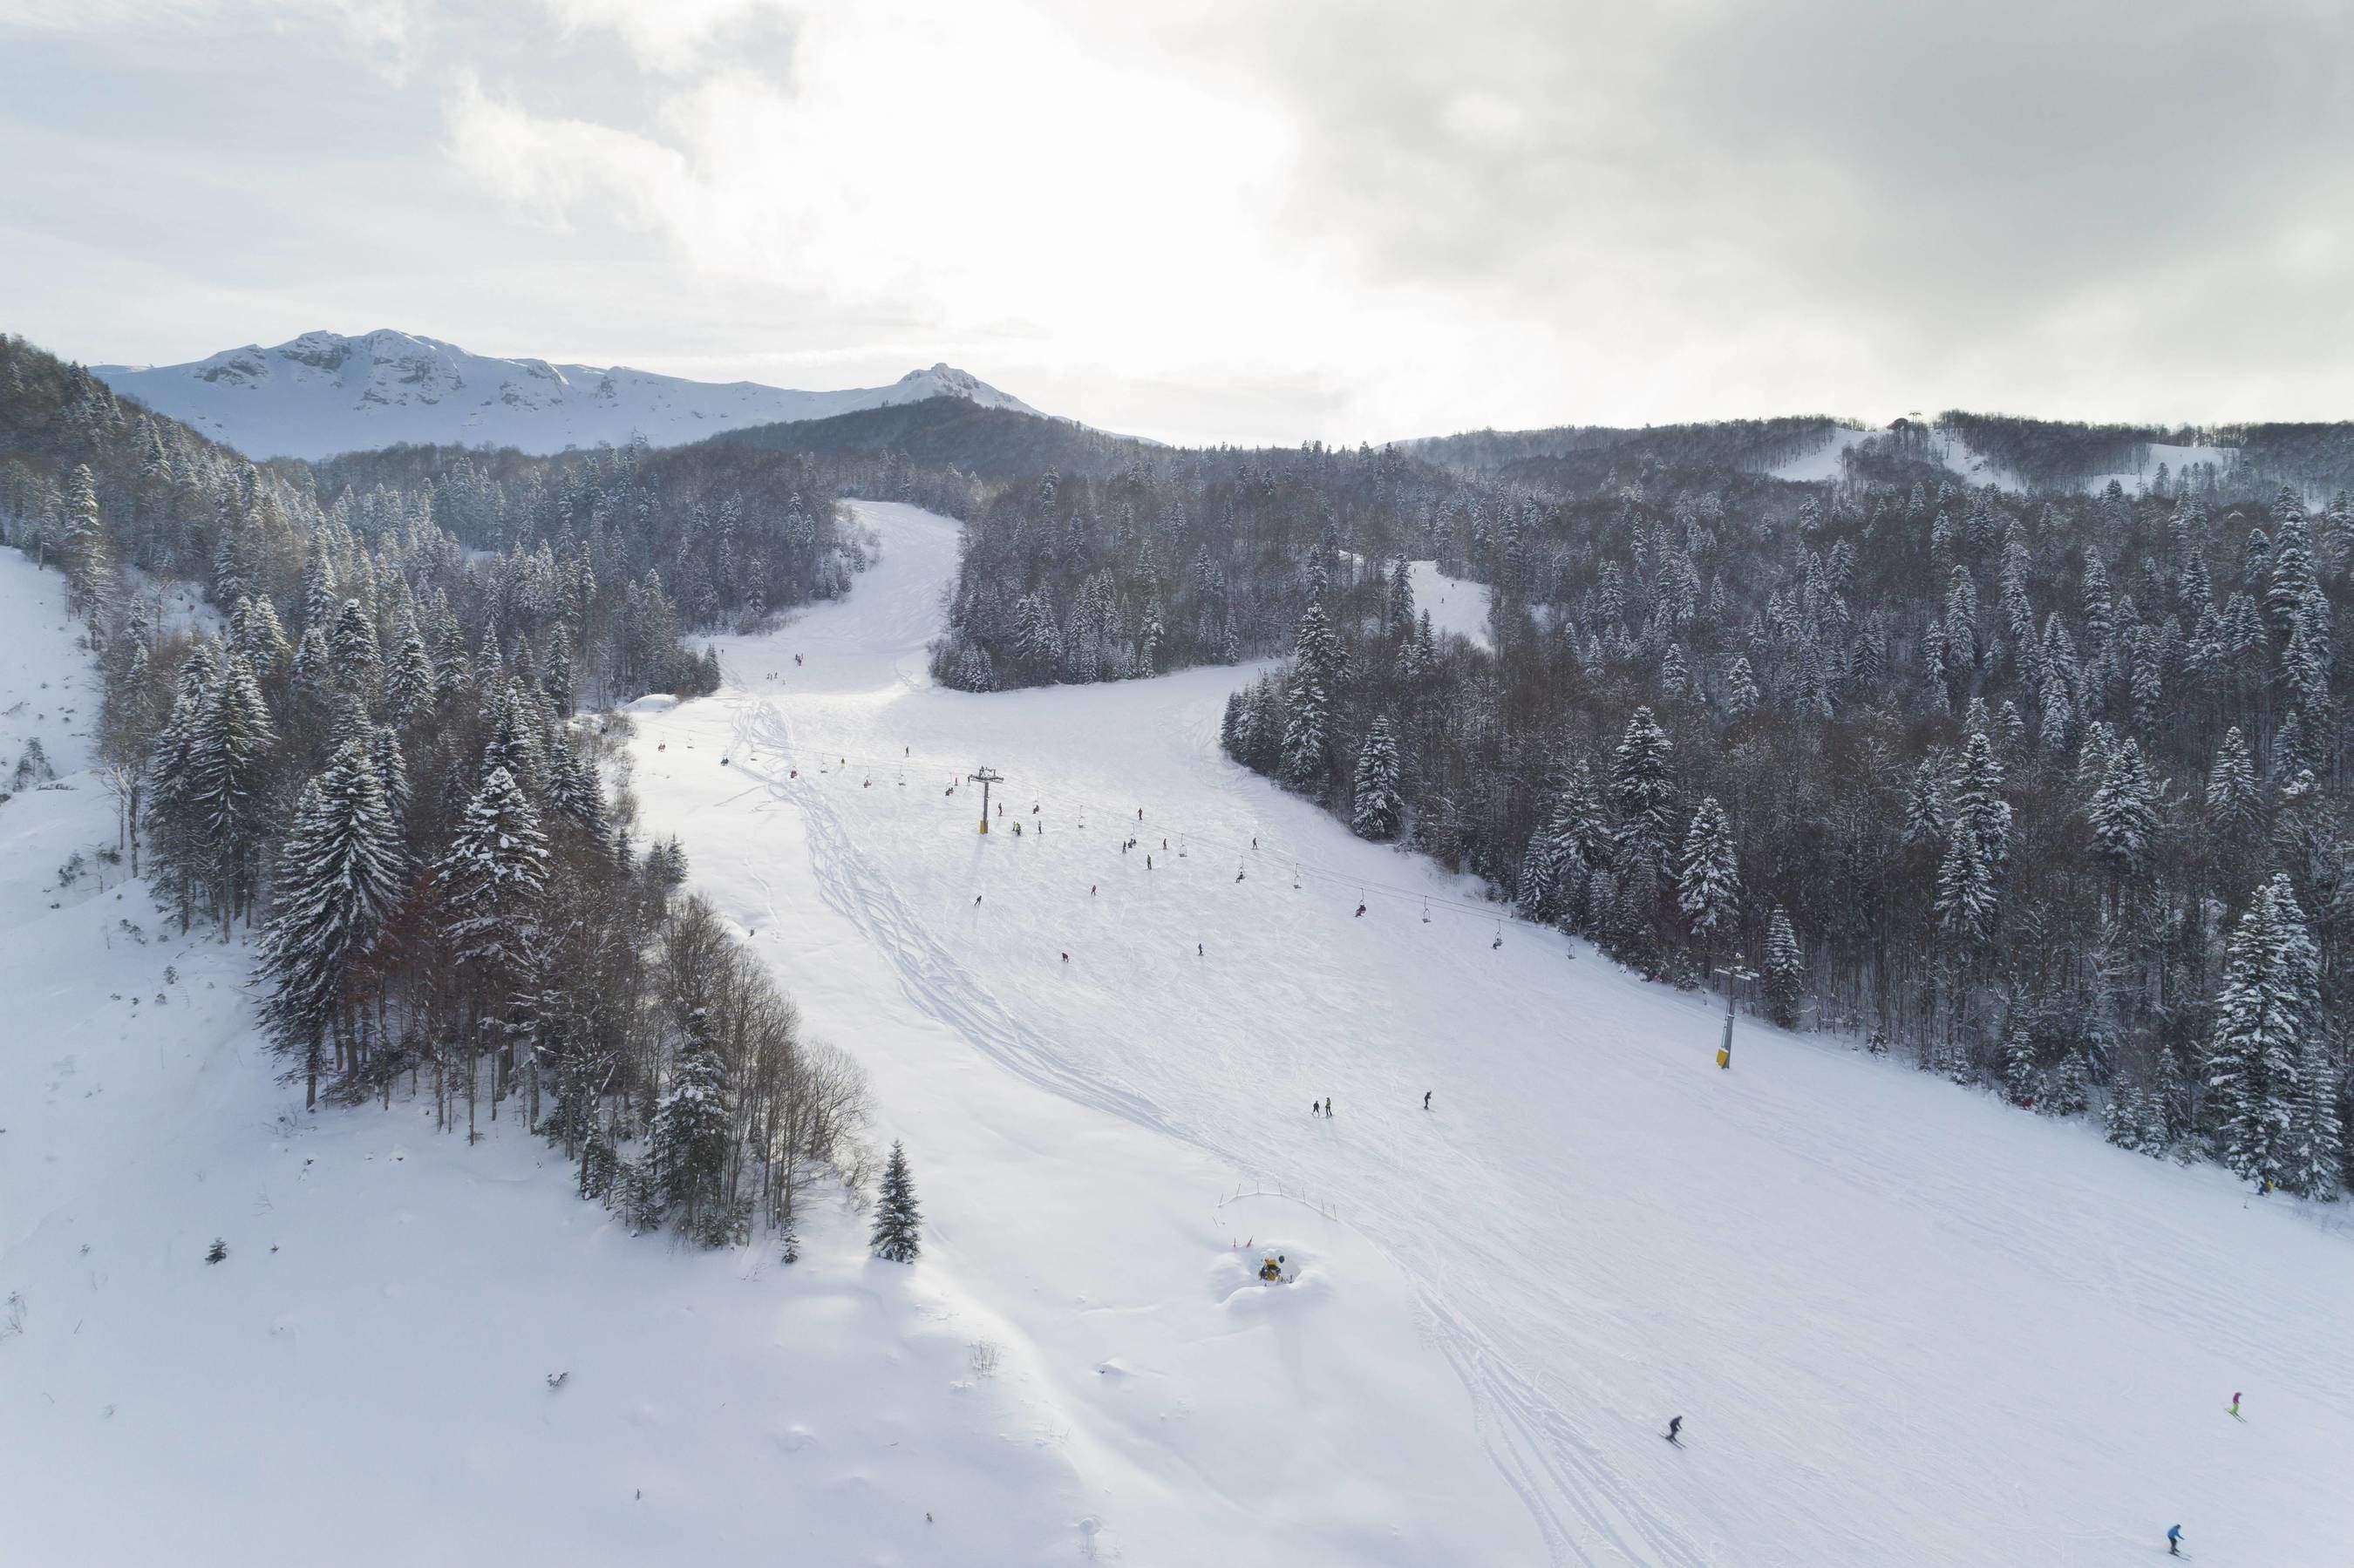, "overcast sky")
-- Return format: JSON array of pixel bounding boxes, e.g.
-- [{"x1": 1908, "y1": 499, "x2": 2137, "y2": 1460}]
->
[{"x1": 5, "y1": 0, "x2": 2352, "y2": 446}]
